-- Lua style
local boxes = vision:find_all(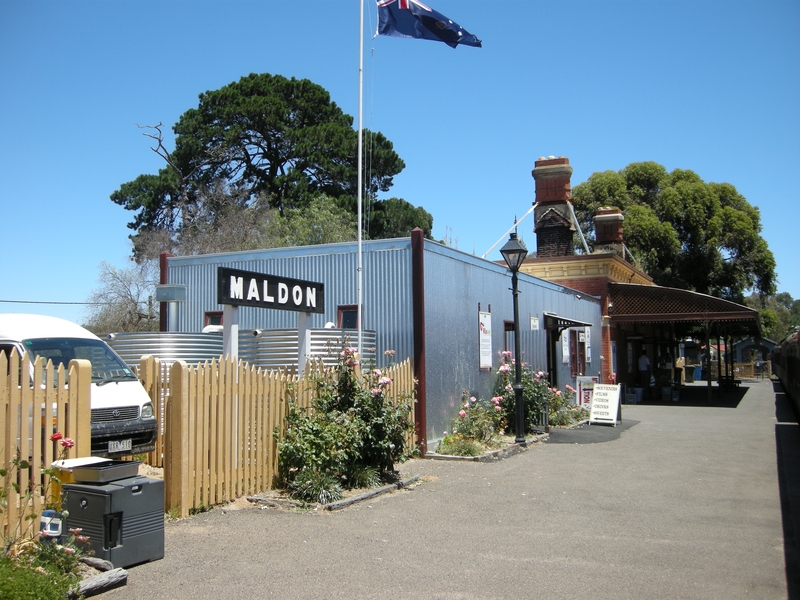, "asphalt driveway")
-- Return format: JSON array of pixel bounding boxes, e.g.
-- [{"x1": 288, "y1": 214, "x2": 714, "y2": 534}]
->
[{"x1": 103, "y1": 378, "x2": 796, "y2": 599}]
